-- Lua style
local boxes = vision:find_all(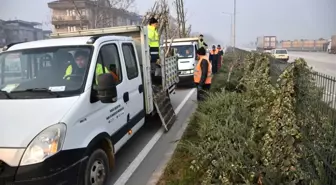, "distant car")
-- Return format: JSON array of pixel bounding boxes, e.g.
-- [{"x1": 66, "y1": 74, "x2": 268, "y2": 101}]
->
[{"x1": 271, "y1": 49, "x2": 289, "y2": 62}]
